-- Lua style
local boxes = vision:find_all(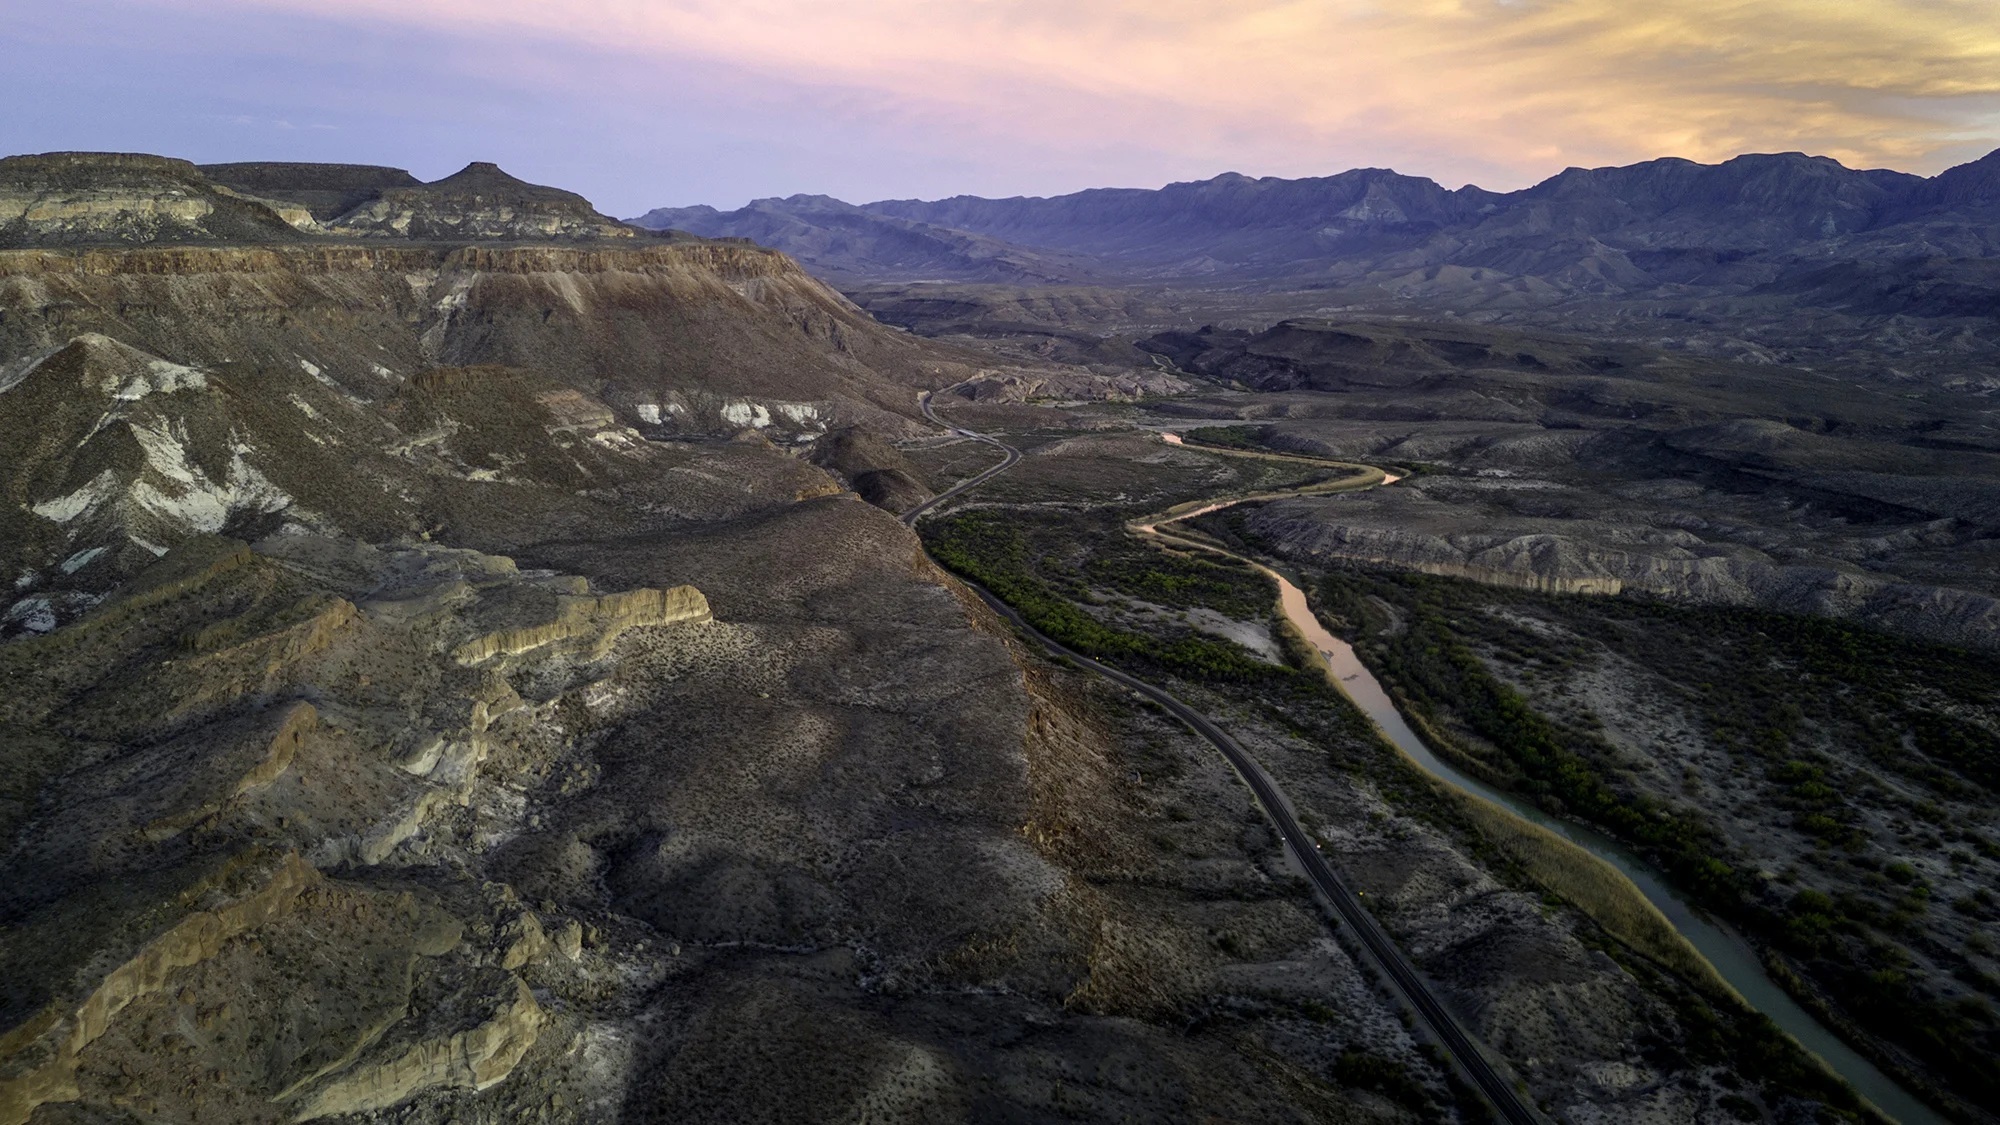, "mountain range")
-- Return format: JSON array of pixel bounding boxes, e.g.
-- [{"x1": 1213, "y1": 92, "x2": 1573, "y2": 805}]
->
[{"x1": 631, "y1": 149, "x2": 2000, "y2": 316}]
